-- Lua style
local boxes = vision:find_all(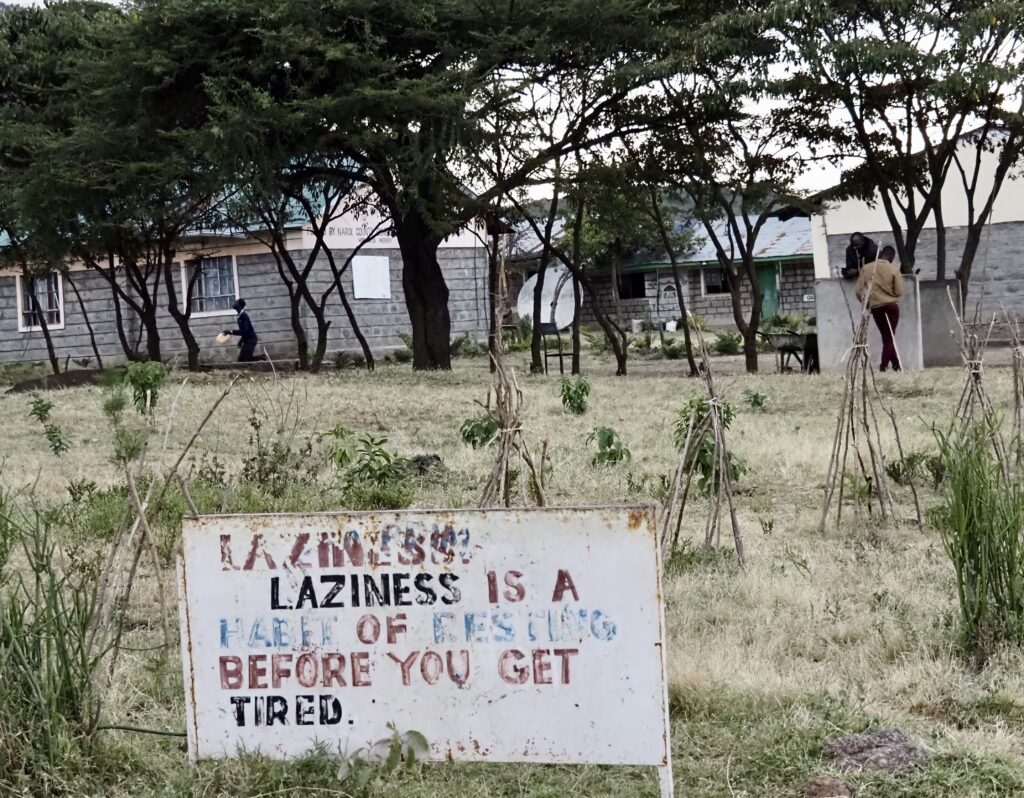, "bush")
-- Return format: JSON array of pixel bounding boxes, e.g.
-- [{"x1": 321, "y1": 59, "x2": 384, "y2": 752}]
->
[
  {"x1": 742, "y1": 389, "x2": 768, "y2": 411},
  {"x1": 662, "y1": 338, "x2": 689, "y2": 360},
  {"x1": 559, "y1": 376, "x2": 591, "y2": 415},
  {"x1": 712, "y1": 331, "x2": 743, "y2": 355},
  {"x1": 886, "y1": 449, "x2": 946, "y2": 489},
  {"x1": 333, "y1": 350, "x2": 367, "y2": 370},
  {"x1": 932, "y1": 423, "x2": 1024, "y2": 662},
  {"x1": 688, "y1": 314, "x2": 707, "y2": 331},
  {"x1": 588, "y1": 426, "x2": 631, "y2": 467},
  {"x1": 674, "y1": 397, "x2": 745, "y2": 493},
  {"x1": 392, "y1": 348, "x2": 413, "y2": 364},
  {"x1": 341, "y1": 434, "x2": 414, "y2": 510},
  {"x1": 0, "y1": 502, "x2": 105, "y2": 785},
  {"x1": 124, "y1": 360, "x2": 167, "y2": 414},
  {"x1": 450, "y1": 332, "x2": 482, "y2": 358},
  {"x1": 460, "y1": 414, "x2": 499, "y2": 449}
]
